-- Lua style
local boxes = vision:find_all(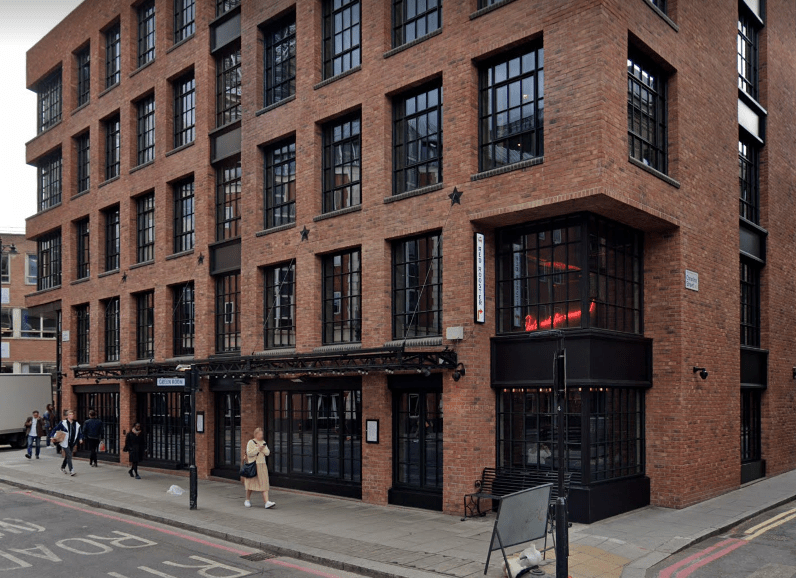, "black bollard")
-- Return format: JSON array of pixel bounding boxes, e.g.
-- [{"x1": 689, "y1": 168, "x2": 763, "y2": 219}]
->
[
  {"x1": 189, "y1": 464, "x2": 198, "y2": 510},
  {"x1": 555, "y1": 497, "x2": 568, "y2": 578}
]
